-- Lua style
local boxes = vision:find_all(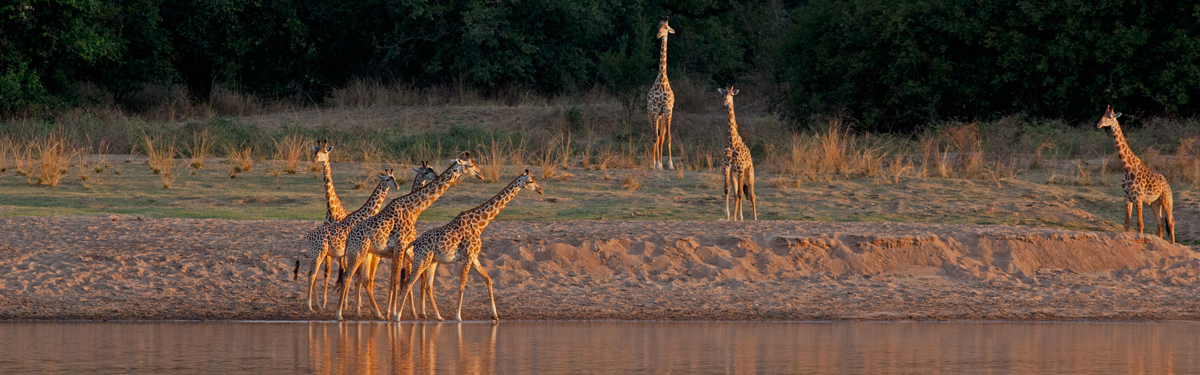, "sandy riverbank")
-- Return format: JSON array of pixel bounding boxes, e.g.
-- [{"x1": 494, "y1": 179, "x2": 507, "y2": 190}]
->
[{"x1": 2, "y1": 216, "x2": 1198, "y2": 321}]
